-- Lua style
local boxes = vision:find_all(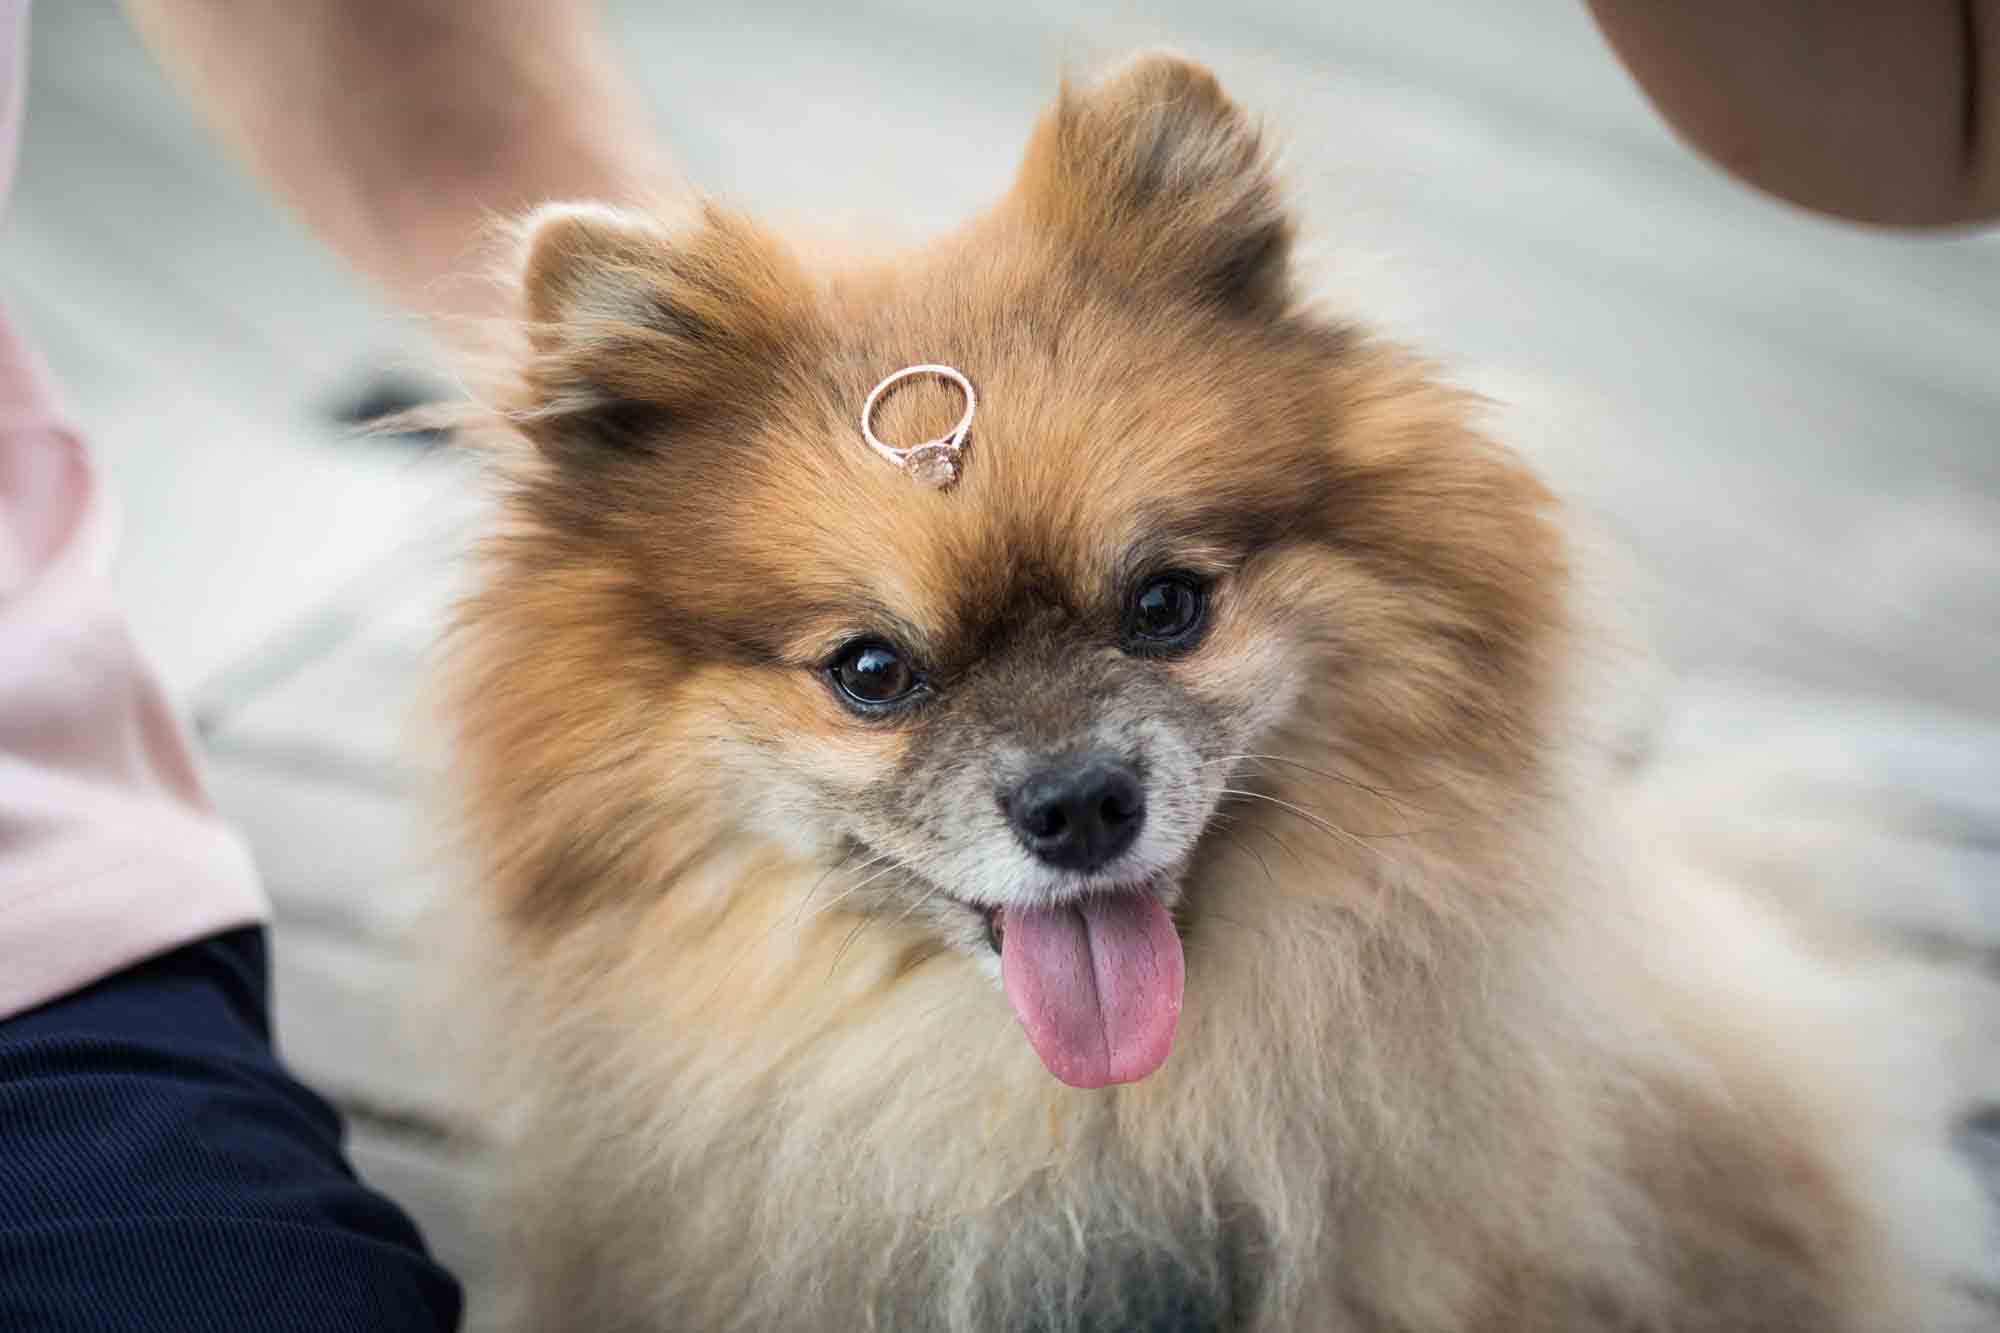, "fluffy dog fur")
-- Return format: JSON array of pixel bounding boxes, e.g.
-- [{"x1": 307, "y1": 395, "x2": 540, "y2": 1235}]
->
[{"x1": 439, "y1": 55, "x2": 1998, "y2": 1331}]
